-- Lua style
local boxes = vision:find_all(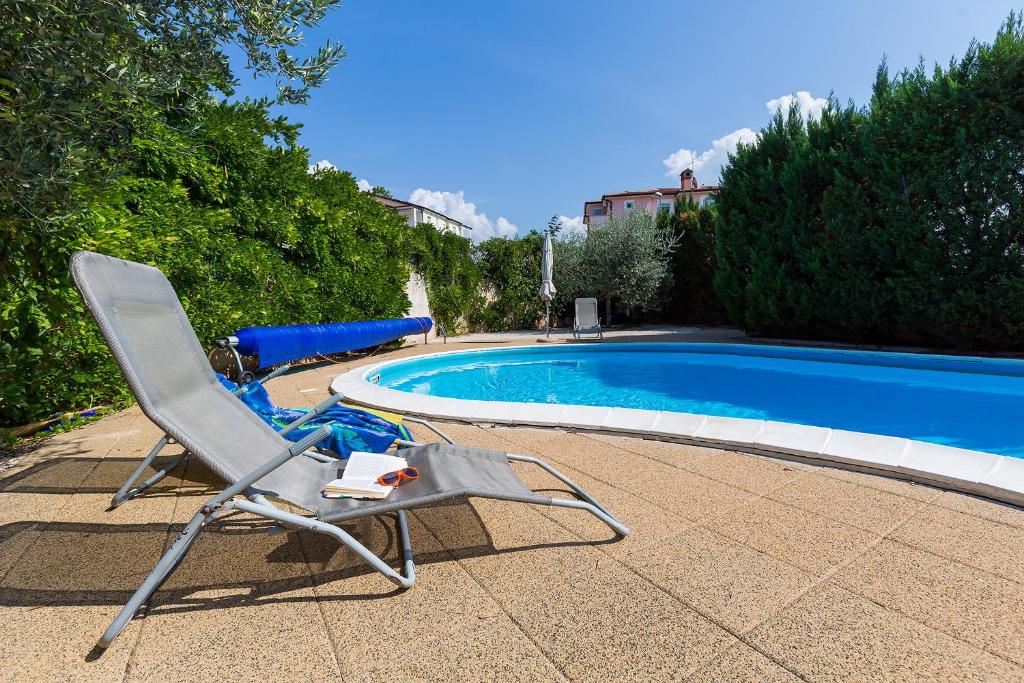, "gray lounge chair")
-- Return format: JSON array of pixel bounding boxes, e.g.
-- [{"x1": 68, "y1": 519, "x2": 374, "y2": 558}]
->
[
  {"x1": 573, "y1": 297, "x2": 604, "y2": 340},
  {"x1": 70, "y1": 251, "x2": 628, "y2": 650},
  {"x1": 110, "y1": 361, "x2": 455, "y2": 509}
]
